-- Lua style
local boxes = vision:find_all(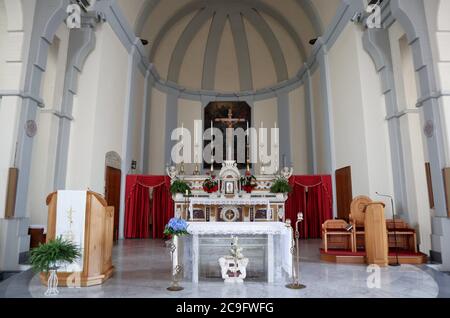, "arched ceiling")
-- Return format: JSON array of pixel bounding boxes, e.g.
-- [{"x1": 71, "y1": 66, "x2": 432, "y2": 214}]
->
[{"x1": 117, "y1": 0, "x2": 342, "y2": 92}]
